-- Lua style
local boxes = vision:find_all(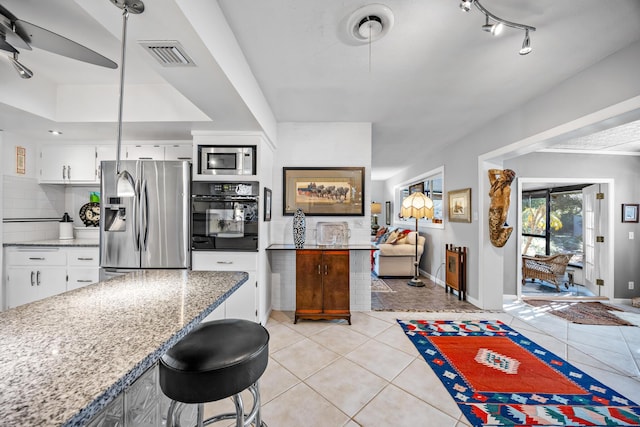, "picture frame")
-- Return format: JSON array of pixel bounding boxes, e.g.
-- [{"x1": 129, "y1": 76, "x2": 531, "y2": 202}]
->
[
  {"x1": 409, "y1": 182, "x2": 424, "y2": 194},
  {"x1": 622, "y1": 203, "x2": 639, "y2": 223},
  {"x1": 385, "y1": 201, "x2": 391, "y2": 225},
  {"x1": 16, "y1": 146, "x2": 25, "y2": 175},
  {"x1": 282, "y1": 167, "x2": 364, "y2": 216},
  {"x1": 264, "y1": 187, "x2": 272, "y2": 222},
  {"x1": 448, "y1": 188, "x2": 472, "y2": 223}
]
